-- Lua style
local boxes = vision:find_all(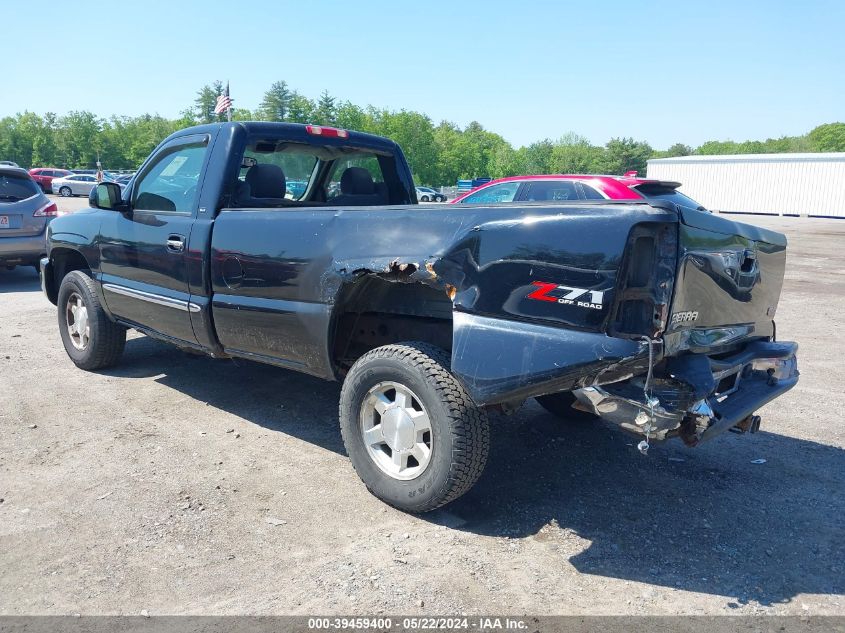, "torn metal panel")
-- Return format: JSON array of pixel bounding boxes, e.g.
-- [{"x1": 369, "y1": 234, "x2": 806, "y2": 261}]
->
[{"x1": 451, "y1": 311, "x2": 648, "y2": 406}]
